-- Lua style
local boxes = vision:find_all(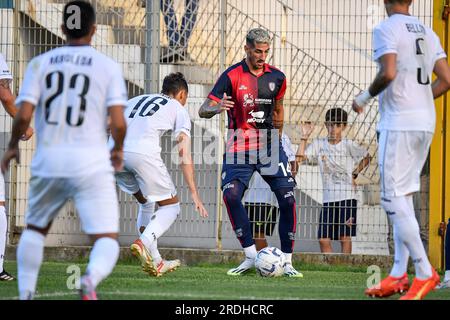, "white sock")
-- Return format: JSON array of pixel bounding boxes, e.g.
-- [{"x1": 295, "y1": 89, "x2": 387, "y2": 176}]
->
[
  {"x1": 136, "y1": 201, "x2": 162, "y2": 264},
  {"x1": 0, "y1": 206, "x2": 6, "y2": 273},
  {"x1": 444, "y1": 270, "x2": 450, "y2": 282},
  {"x1": 390, "y1": 224, "x2": 410, "y2": 278},
  {"x1": 86, "y1": 237, "x2": 119, "y2": 289},
  {"x1": 150, "y1": 241, "x2": 162, "y2": 264},
  {"x1": 141, "y1": 203, "x2": 180, "y2": 250},
  {"x1": 137, "y1": 201, "x2": 155, "y2": 235},
  {"x1": 17, "y1": 229, "x2": 45, "y2": 300},
  {"x1": 284, "y1": 253, "x2": 292, "y2": 265},
  {"x1": 382, "y1": 195, "x2": 432, "y2": 280},
  {"x1": 244, "y1": 245, "x2": 257, "y2": 259}
]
